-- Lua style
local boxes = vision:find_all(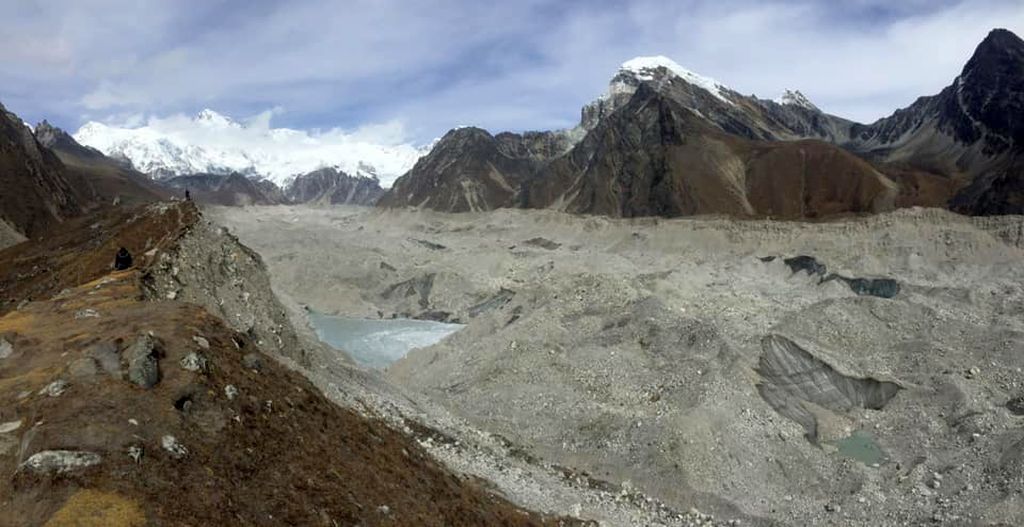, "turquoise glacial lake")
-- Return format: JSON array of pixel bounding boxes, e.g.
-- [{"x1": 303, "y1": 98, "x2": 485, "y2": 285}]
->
[{"x1": 308, "y1": 312, "x2": 463, "y2": 369}]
